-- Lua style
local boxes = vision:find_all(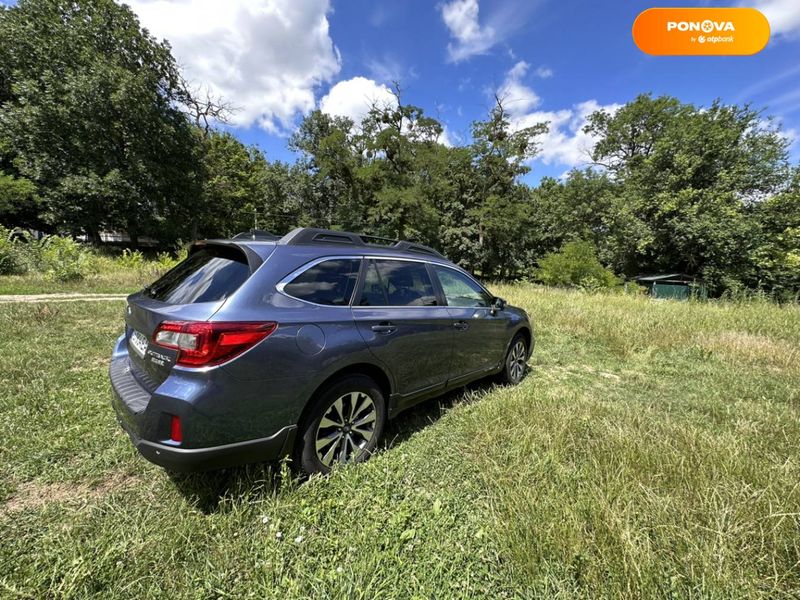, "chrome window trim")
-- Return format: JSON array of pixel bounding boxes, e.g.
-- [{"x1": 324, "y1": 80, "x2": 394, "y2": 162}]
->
[{"x1": 276, "y1": 253, "x2": 491, "y2": 310}]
